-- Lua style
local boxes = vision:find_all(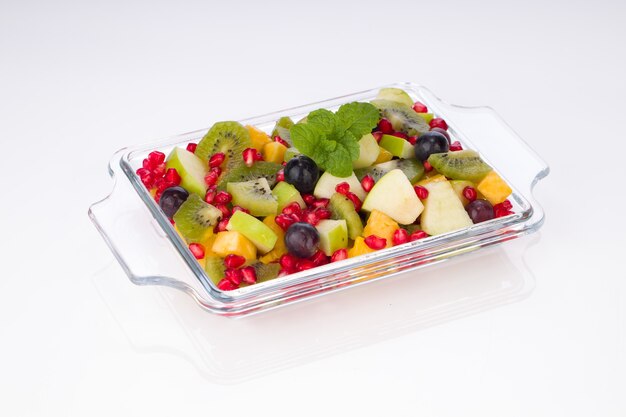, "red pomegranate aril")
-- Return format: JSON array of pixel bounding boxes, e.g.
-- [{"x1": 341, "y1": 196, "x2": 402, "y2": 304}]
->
[
  {"x1": 165, "y1": 168, "x2": 181, "y2": 186},
  {"x1": 423, "y1": 161, "x2": 433, "y2": 172},
  {"x1": 310, "y1": 250, "x2": 328, "y2": 266},
  {"x1": 214, "y1": 191, "x2": 232, "y2": 204},
  {"x1": 409, "y1": 230, "x2": 429, "y2": 241},
  {"x1": 154, "y1": 190, "x2": 162, "y2": 202},
  {"x1": 225, "y1": 268, "x2": 243, "y2": 285},
  {"x1": 242, "y1": 148, "x2": 257, "y2": 167},
  {"x1": 408, "y1": 136, "x2": 417, "y2": 145},
  {"x1": 303, "y1": 210, "x2": 320, "y2": 225},
  {"x1": 372, "y1": 131, "x2": 383, "y2": 142},
  {"x1": 139, "y1": 173, "x2": 154, "y2": 188},
  {"x1": 204, "y1": 170, "x2": 219, "y2": 186},
  {"x1": 331, "y1": 248, "x2": 348, "y2": 263},
  {"x1": 224, "y1": 254, "x2": 246, "y2": 269},
  {"x1": 296, "y1": 259, "x2": 316, "y2": 271},
  {"x1": 204, "y1": 189, "x2": 216, "y2": 204},
  {"x1": 280, "y1": 254, "x2": 298, "y2": 271},
  {"x1": 463, "y1": 186, "x2": 477, "y2": 202},
  {"x1": 275, "y1": 214, "x2": 296, "y2": 231},
  {"x1": 274, "y1": 136, "x2": 289, "y2": 147},
  {"x1": 153, "y1": 163, "x2": 166, "y2": 177},
  {"x1": 142, "y1": 158, "x2": 155, "y2": 171},
  {"x1": 232, "y1": 205, "x2": 249, "y2": 214},
  {"x1": 282, "y1": 202, "x2": 302, "y2": 216},
  {"x1": 500, "y1": 200, "x2": 513, "y2": 211},
  {"x1": 392, "y1": 228, "x2": 410, "y2": 246},
  {"x1": 278, "y1": 269, "x2": 291, "y2": 277},
  {"x1": 154, "y1": 178, "x2": 168, "y2": 192},
  {"x1": 215, "y1": 203, "x2": 231, "y2": 218},
  {"x1": 216, "y1": 217, "x2": 230, "y2": 232},
  {"x1": 136, "y1": 167, "x2": 151, "y2": 178},
  {"x1": 209, "y1": 152, "x2": 226, "y2": 168},
  {"x1": 188, "y1": 243, "x2": 205, "y2": 259},
  {"x1": 315, "y1": 208, "x2": 332, "y2": 220},
  {"x1": 311, "y1": 198, "x2": 329, "y2": 209},
  {"x1": 378, "y1": 118, "x2": 394, "y2": 134},
  {"x1": 429, "y1": 118, "x2": 448, "y2": 130},
  {"x1": 148, "y1": 151, "x2": 166, "y2": 166},
  {"x1": 335, "y1": 182, "x2": 350, "y2": 195},
  {"x1": 364, "y1": 235, "x2": 387, "y2": 250},
  {"x1": 414, "y1": 185, "x2": 429, "y2": 200},
  {"x1": 391, "y1": 131, "x2": 409, "y2": 140},
  {"x1": 413, "y1": 101, "x2": 428, "y2": 113},
  {"x1": 346, "y1": 192, "x2": 362, "y2": 211},
  {"x1": 276, "y1": 170, "x2": 285, "y2": 182},
  {"x1": 449, "y1": 141, "x2": 463, "y2": 151},
  {"x1": 186, "y1": 142, "x2": 197, "y2": 153},
  {"x1": 241, "y1": 266, "x2": 257, "y2": 285},
  {"x1": 217, "y1": 278, "x2": 237, "y2": 291},
  {"x1": 303, "y1": 194, "x2": 316, "y2": 205},
  {"x1": 361, "y1": 175, "x2": 375, "y2": 192}
]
